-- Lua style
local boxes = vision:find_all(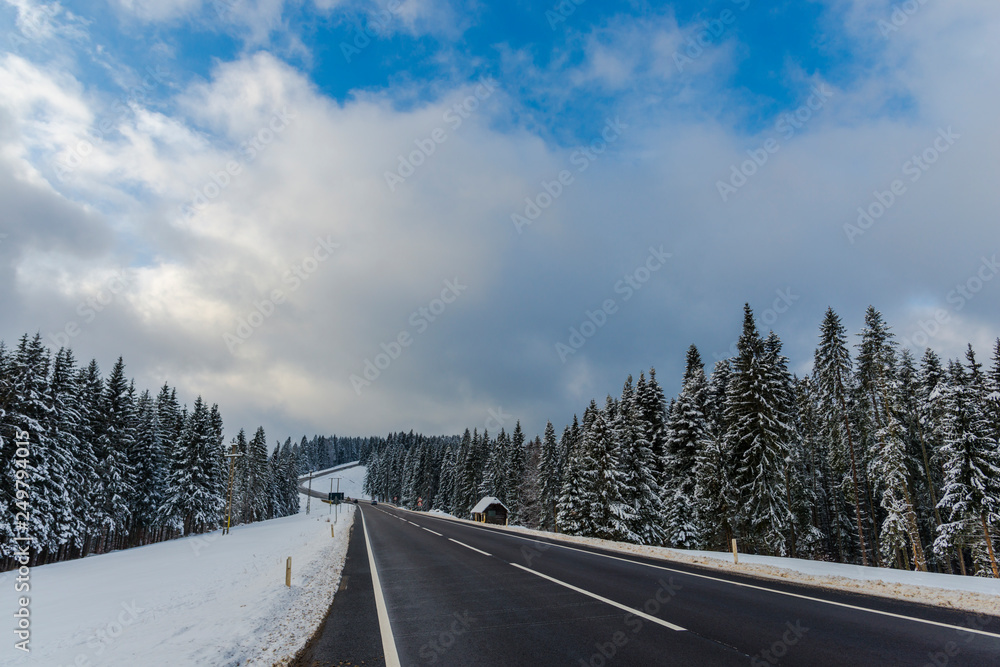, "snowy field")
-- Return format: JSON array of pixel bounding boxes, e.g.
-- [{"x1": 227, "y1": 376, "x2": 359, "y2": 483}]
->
[
  {"x1": 301, "y1": 461, "x2": 370, "y2": 502},
  {"x1": 1, "y1": 494, "x2": 356, "y2": 666},
  {"x1": 415, "y1": 510, "x2": 1000, "y2": 616}
]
